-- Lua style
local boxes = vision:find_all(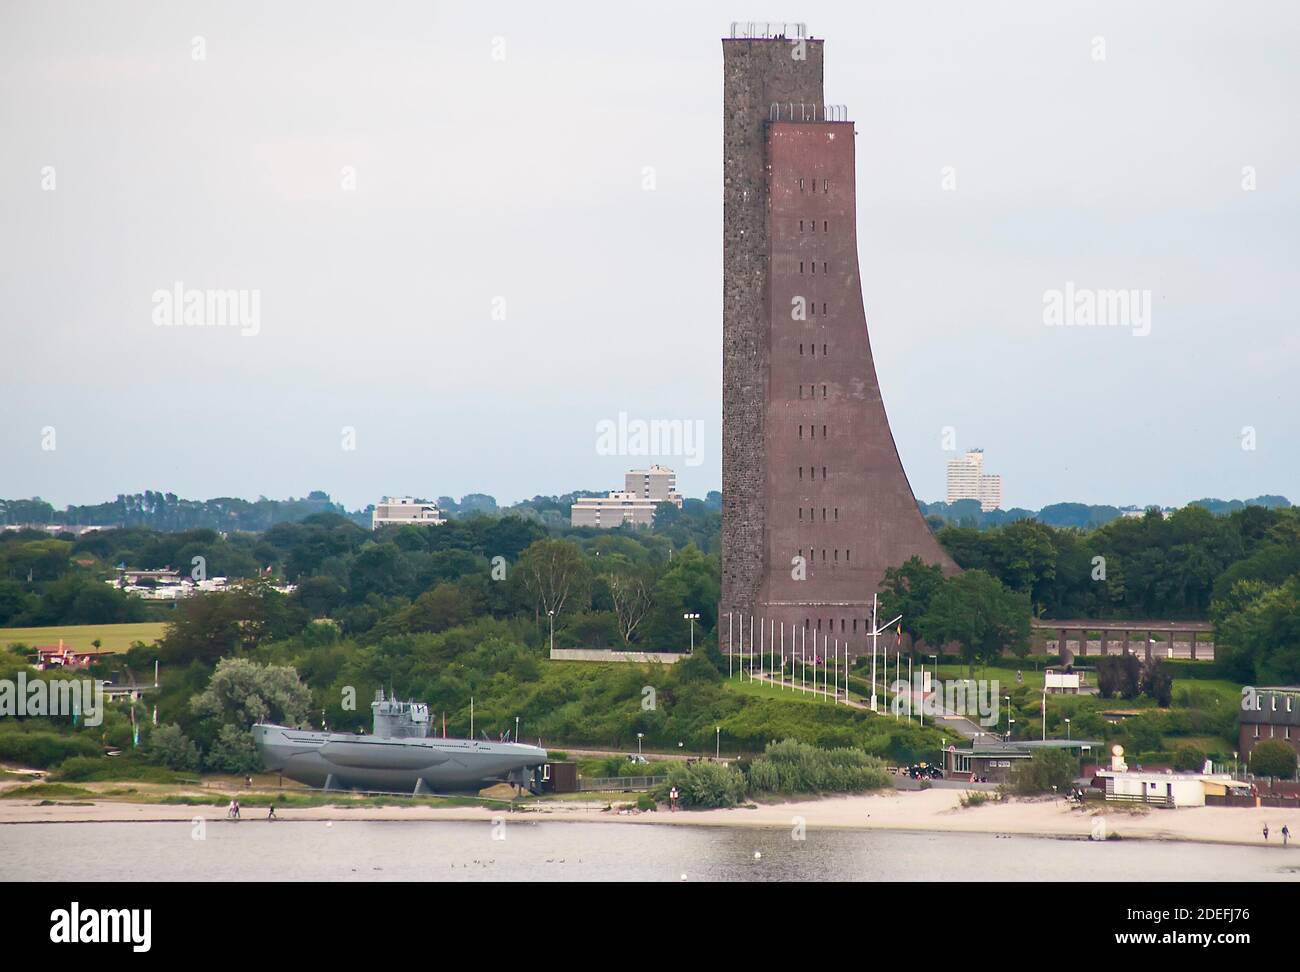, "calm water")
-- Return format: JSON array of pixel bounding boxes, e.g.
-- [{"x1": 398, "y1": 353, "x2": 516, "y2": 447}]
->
[{"x1": 3, "y1": 821, "x2": 1298, "y2": 881}]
